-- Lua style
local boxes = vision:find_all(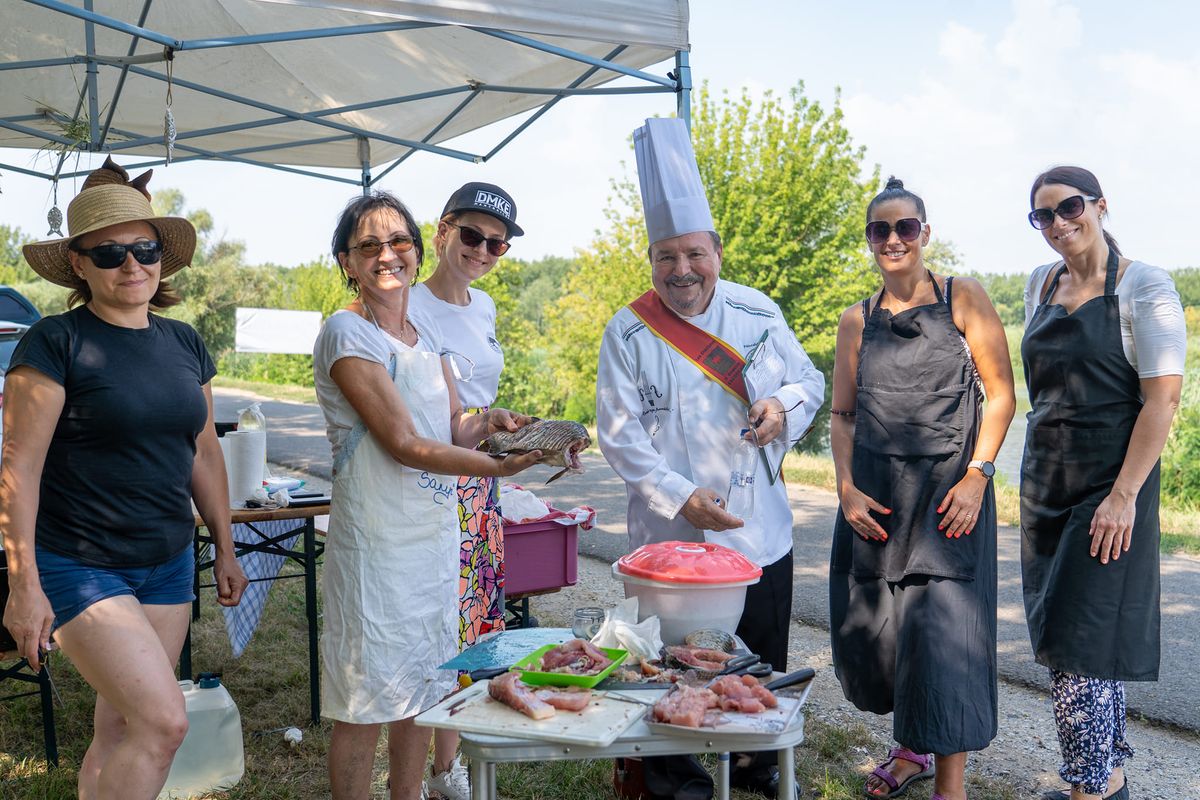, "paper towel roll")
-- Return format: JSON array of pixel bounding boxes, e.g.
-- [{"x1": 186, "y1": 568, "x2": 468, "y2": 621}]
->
[{"x1": 224, "y1": 430, "x2": 266, "y2": 506}]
